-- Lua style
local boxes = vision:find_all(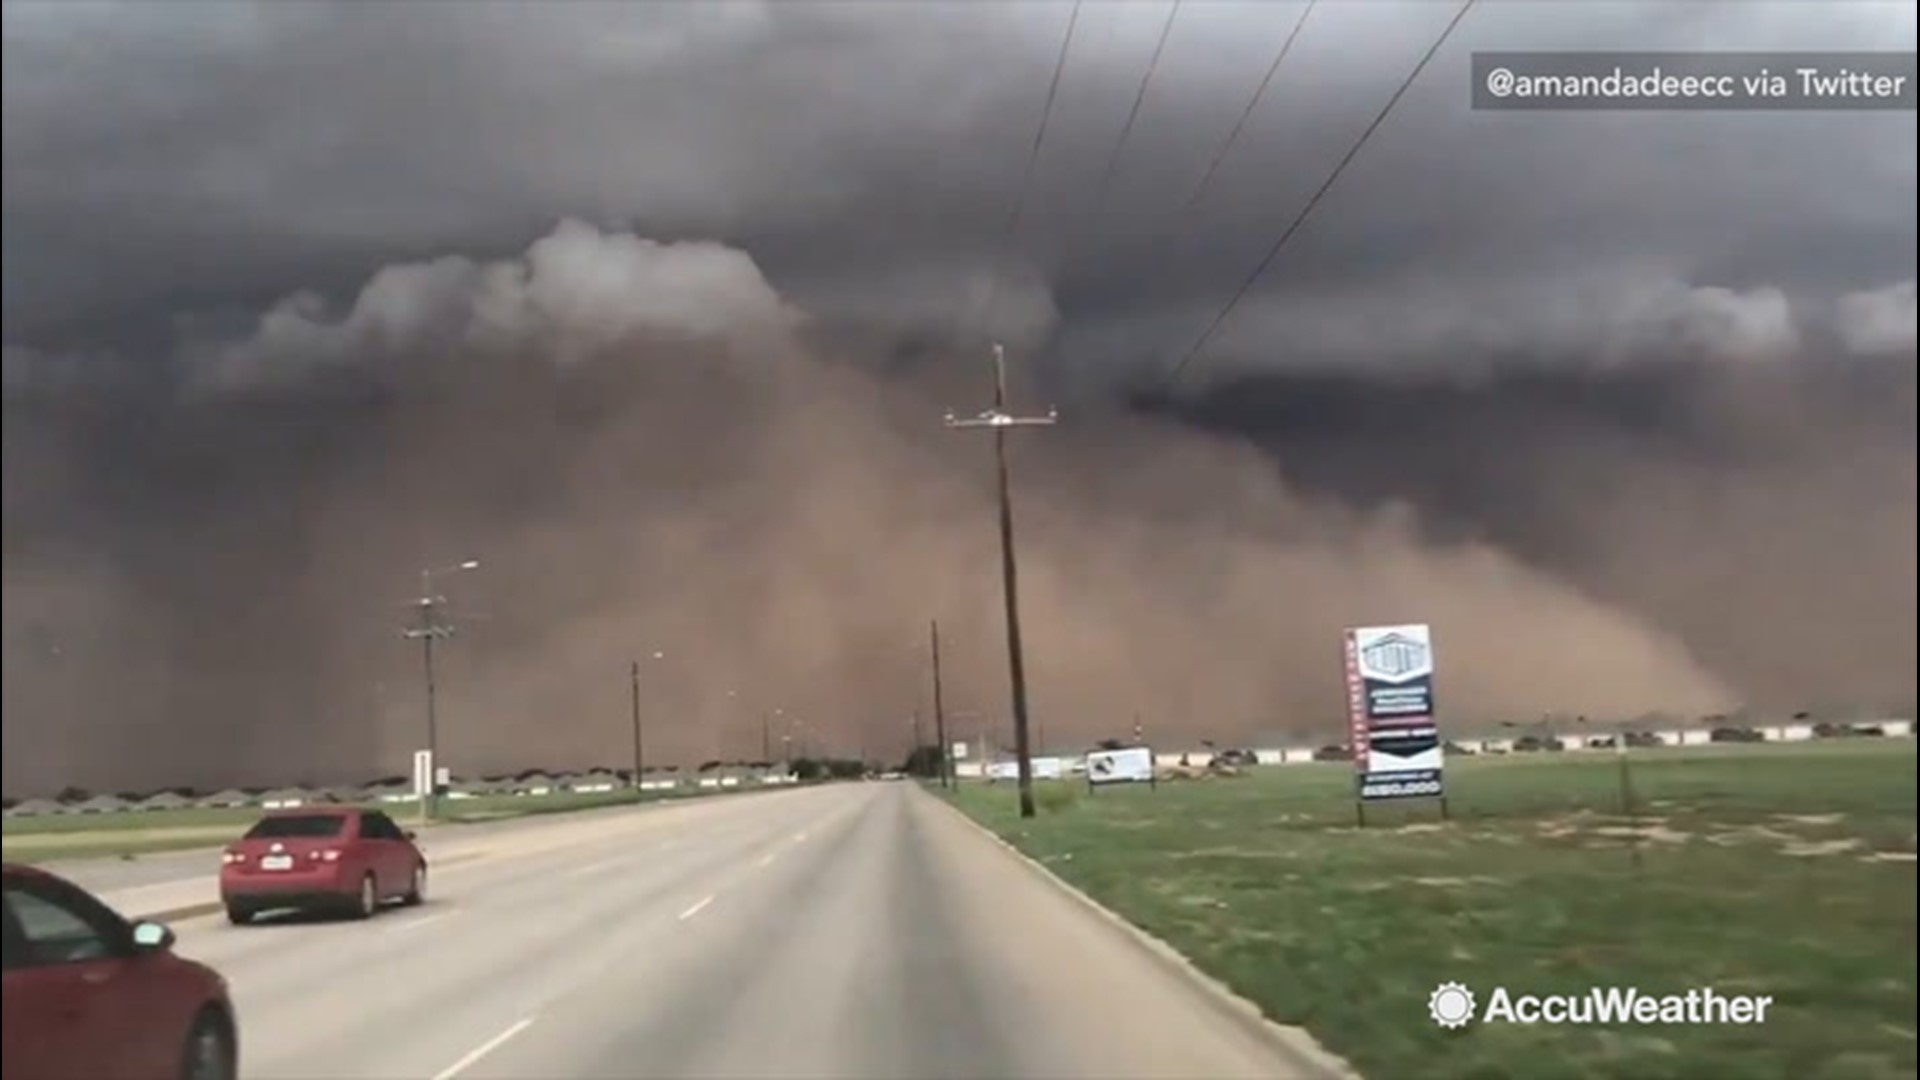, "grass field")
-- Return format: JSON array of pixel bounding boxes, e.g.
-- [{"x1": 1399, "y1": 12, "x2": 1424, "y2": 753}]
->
[
  {"x1": 0, "y1": 787, "x2": 712, "y2": 862},
  {"x1": 951, "y1": 741, "x2": 1917, "y2": 1080}
]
